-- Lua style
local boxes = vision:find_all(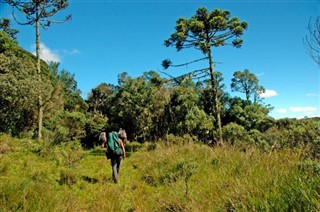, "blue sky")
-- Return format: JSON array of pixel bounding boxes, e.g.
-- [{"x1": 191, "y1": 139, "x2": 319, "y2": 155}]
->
[{"x1": 1, "y1": 0, "x2": 319, "y2": 119}]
